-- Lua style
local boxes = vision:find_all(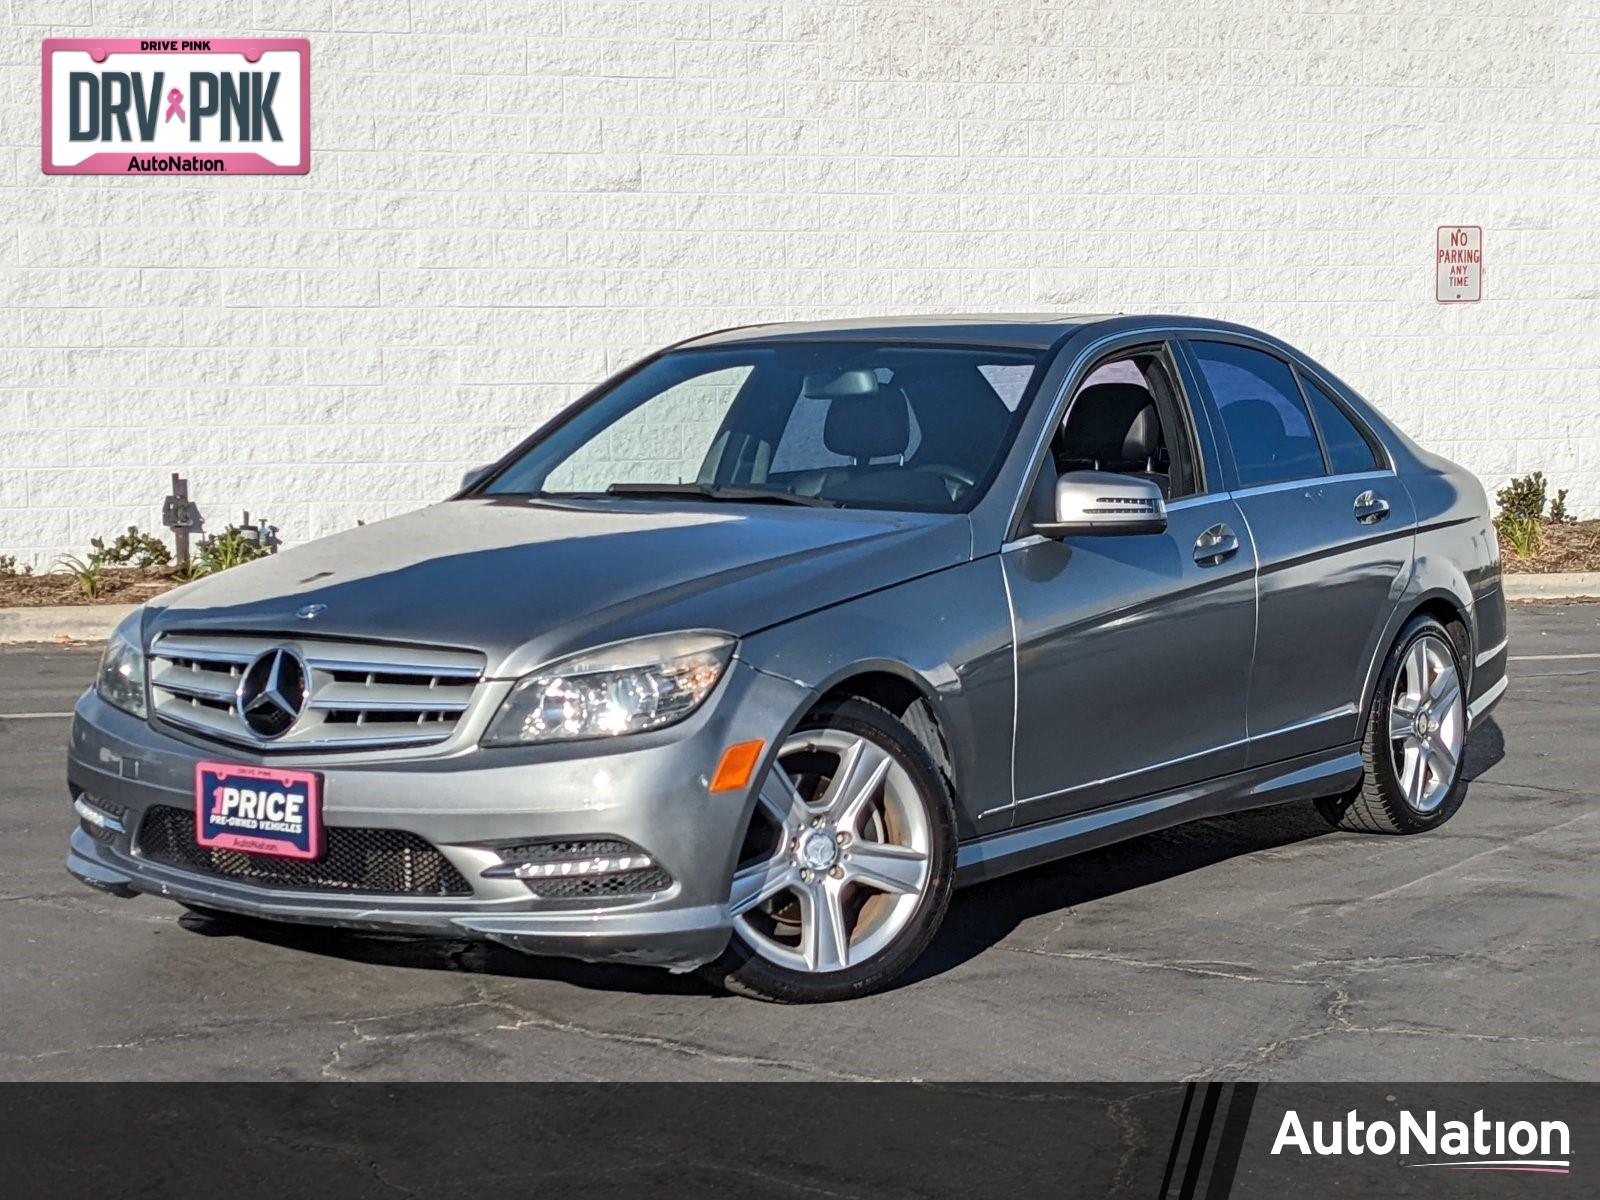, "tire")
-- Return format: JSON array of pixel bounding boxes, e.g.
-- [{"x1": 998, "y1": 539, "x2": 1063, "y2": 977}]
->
[
  {"x1": 1317, "y1": 615, "x2": 1469, "y2": 834},
  {"x1": 700, "y1": 698, "x2": 957, "y2": 1003}
]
